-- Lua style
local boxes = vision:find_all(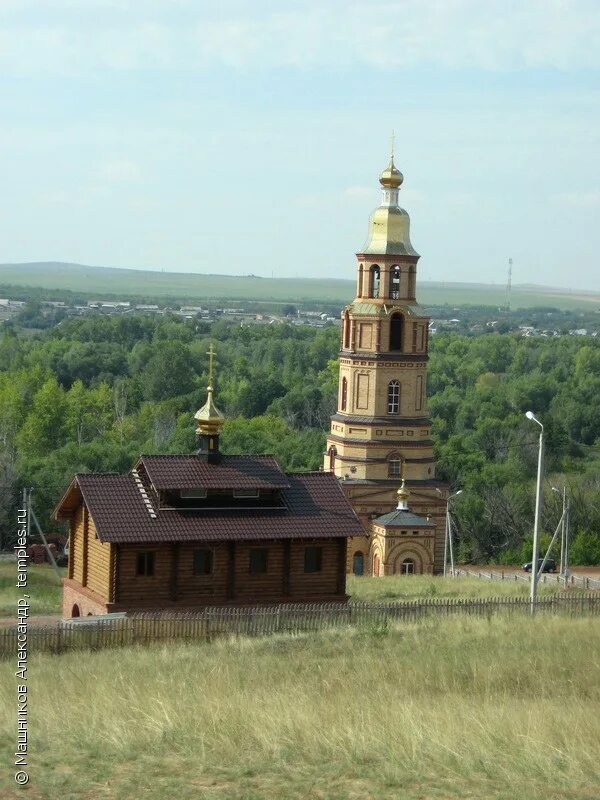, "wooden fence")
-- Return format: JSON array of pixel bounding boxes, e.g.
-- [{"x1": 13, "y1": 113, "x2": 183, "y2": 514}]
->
[
  {"x1": 454, "y1": 567, "x2": 600, "y2": 589},
  {"x1": 2, "y1": 594, "x2": 600, "y2": 659}
]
